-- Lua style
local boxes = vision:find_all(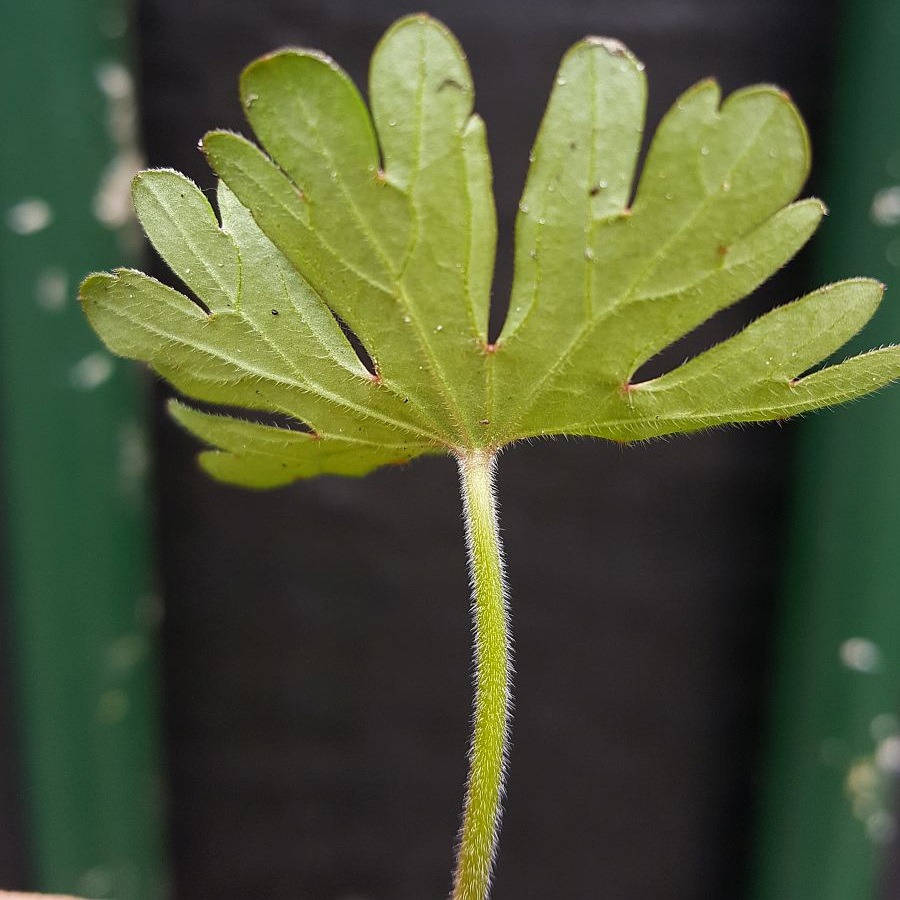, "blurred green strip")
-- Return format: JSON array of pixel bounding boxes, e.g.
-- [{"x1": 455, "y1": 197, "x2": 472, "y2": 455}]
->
[
  {"x1": 0, "y1": 1, "x2": 166, "y2": 897},
  {"x1": 751, "y1": 2, "x2": 900, "y2": 899}
]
